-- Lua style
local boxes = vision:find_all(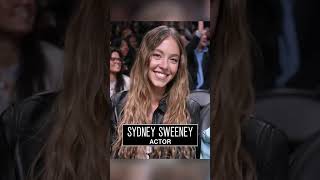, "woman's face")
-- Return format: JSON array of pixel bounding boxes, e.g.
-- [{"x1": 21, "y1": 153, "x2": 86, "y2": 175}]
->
[
  {"x1": 129, "y1": 36, "x2": 138, "y2": 49},
  {"x1": 0, "y1": 0, "x2": 36, "y2": 36},
  {"x1": 120, "y1": 40, "x2": 129, "y2": 57},
  {"x1": 110, "y1": 51, "x2": 122, "y2": 74},
  {"x1": 148, "y1": 37, "x2": 180, "y2": 91}
]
